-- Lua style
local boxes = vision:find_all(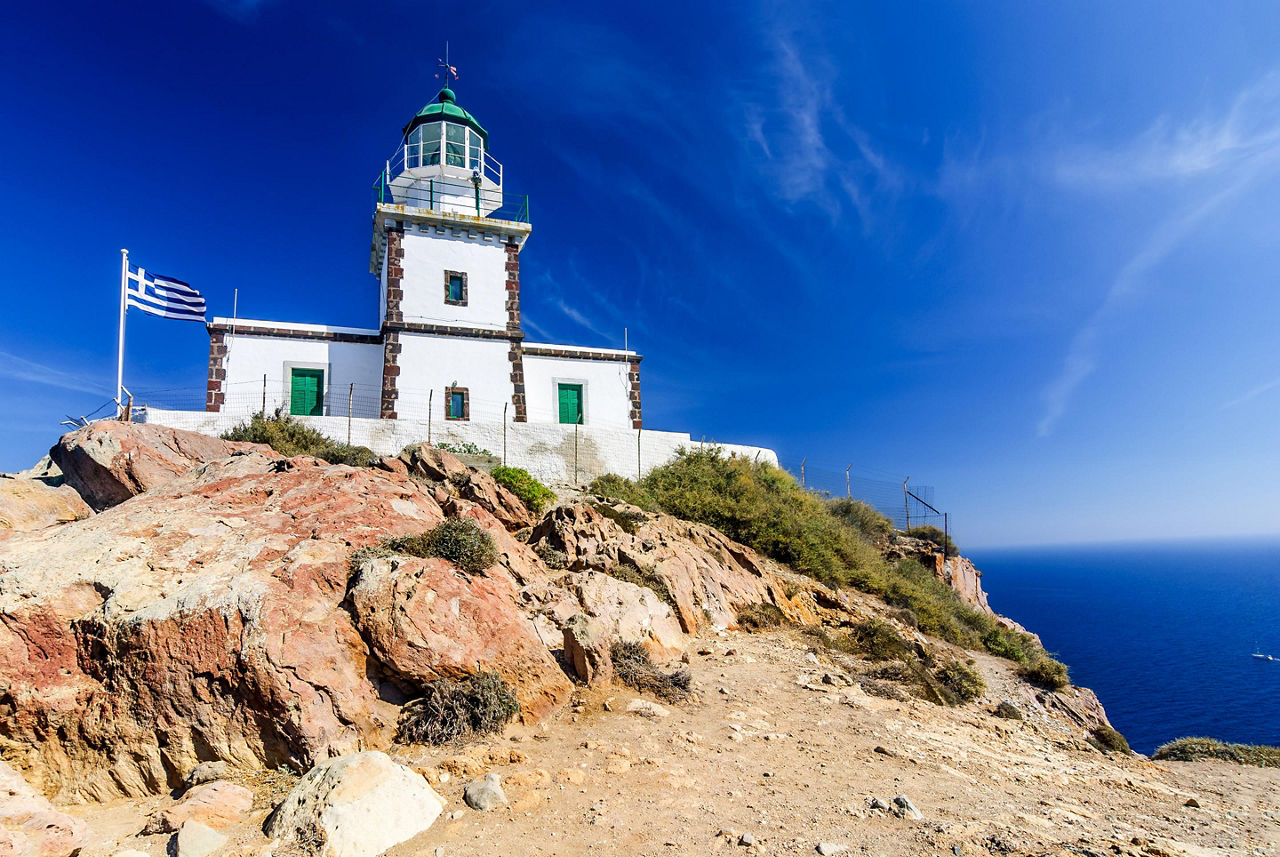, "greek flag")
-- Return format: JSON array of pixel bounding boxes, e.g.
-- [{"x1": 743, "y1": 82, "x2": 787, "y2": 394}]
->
[{"x1": 125, "y1": 264, "x2": 206, "y2": 322}]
